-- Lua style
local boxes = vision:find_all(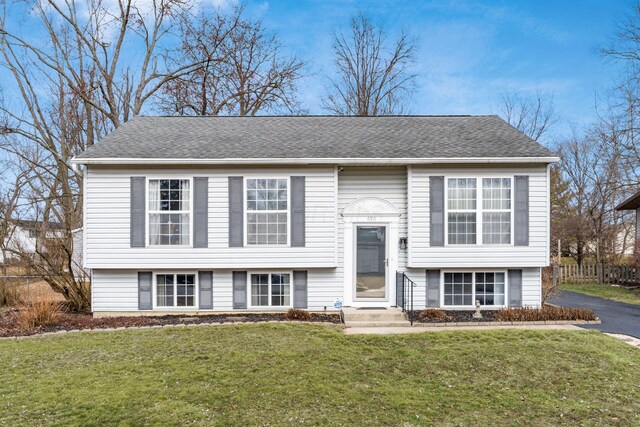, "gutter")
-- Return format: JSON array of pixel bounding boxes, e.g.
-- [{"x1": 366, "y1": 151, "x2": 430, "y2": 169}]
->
[{"x1": 70, "y1": 156, "x2": 561, "y2": 166}]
